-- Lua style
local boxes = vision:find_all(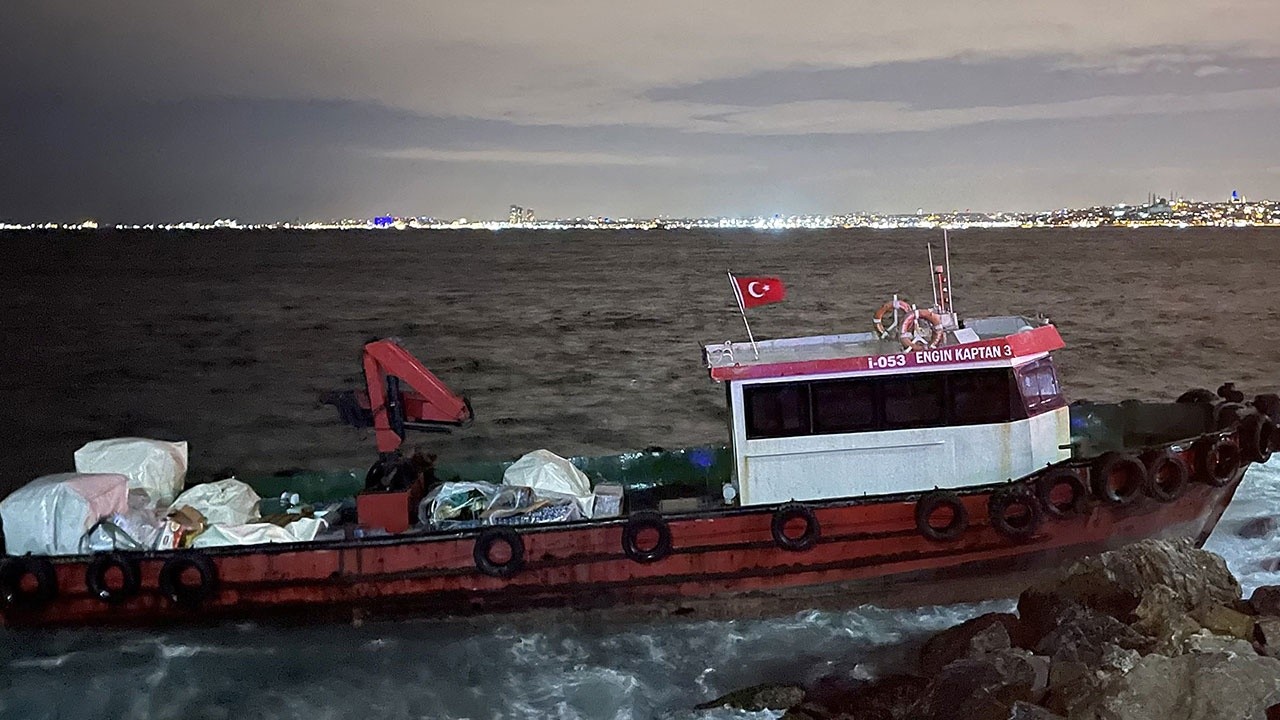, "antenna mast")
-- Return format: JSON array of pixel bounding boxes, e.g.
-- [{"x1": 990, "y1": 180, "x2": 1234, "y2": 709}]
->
[
  {"x1": 927, "y1": 243, "x2": 939, "y2": 308},
  {"x1": 943, "y1": 228, "x2": 954, "y2": 314}
]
